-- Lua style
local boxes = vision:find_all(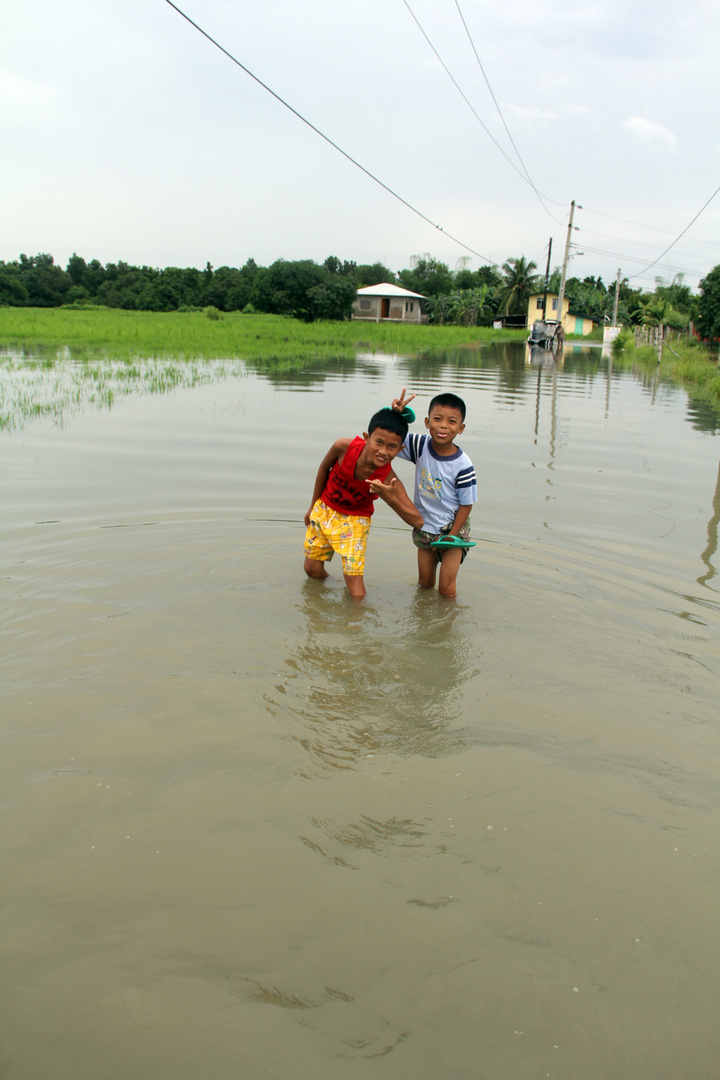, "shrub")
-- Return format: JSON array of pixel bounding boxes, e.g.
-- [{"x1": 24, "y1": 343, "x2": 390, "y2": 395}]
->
[{"x1": 611, "y1": 328, "x2": 632, "y2": 356}]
